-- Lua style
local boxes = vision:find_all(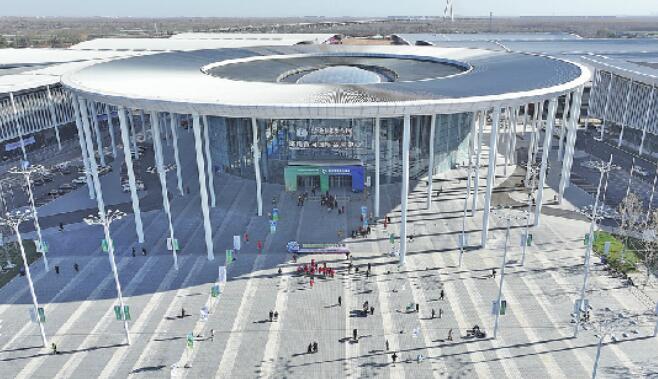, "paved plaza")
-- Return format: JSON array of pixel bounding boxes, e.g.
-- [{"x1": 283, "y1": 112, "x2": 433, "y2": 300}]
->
[{"x1": 1, "y1": 129, "x2": 657, "y2": 378}]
